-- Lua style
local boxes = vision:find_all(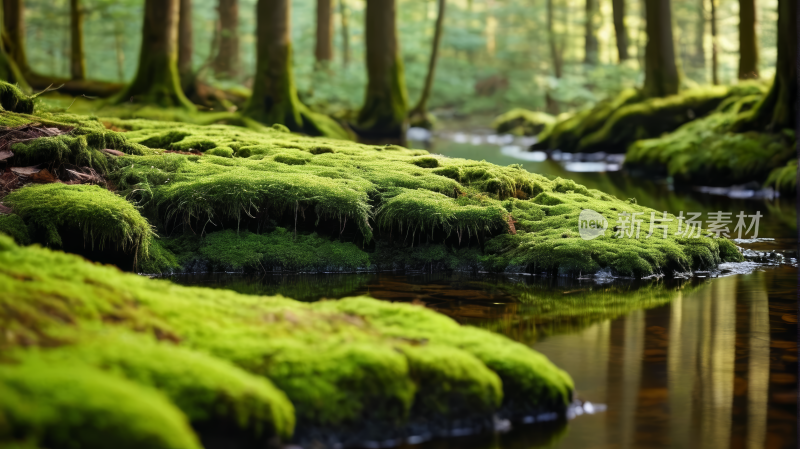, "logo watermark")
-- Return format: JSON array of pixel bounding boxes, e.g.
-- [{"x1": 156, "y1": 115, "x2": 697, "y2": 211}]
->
[{"x1": 578, "y1": 210, "x2": 762, "y2": 241}]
